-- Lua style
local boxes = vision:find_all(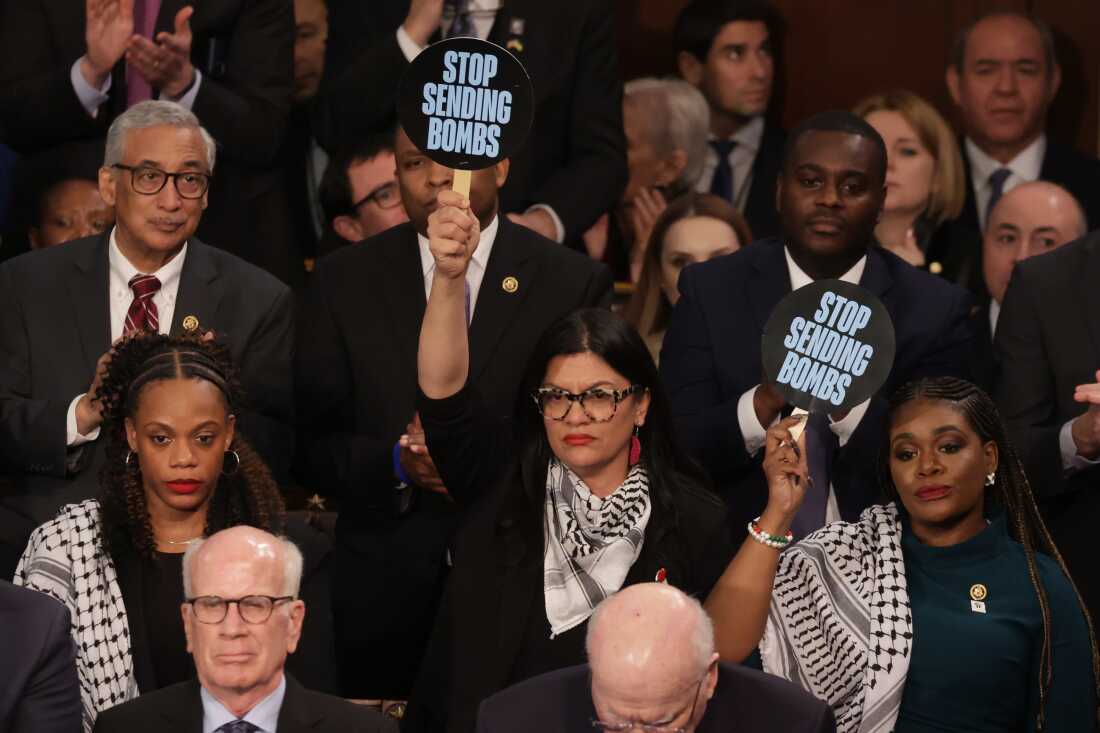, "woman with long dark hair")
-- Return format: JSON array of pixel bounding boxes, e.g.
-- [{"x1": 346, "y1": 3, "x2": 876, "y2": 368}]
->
[
  {"x1": 15, "y1": 333, "x2": 335, "y2": 731},
  {"x1": 402, "y1": 192, "x2": 734, "y2": 732},
  {"x1": 706, "y1": 377, "x2": 1099, "y2": 732}
]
